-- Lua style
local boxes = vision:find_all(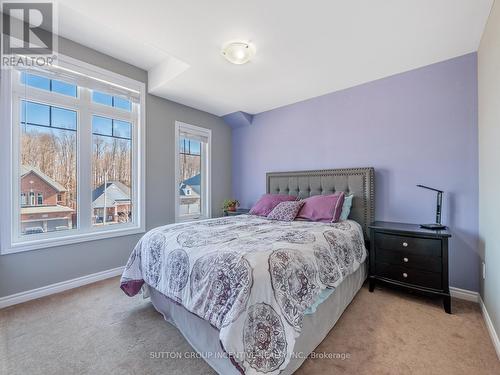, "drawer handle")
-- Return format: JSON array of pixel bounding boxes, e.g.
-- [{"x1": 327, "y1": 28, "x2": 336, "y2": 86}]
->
[
  {"x1": 402, "y1": 272, "x2": 408, "y2": 278},
  {"x1": 402, "y1": 242, "x2": 409, "y2": 247},
  {"x1": 403, "y1": 257, "x2": 409, "y2": 263}
]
